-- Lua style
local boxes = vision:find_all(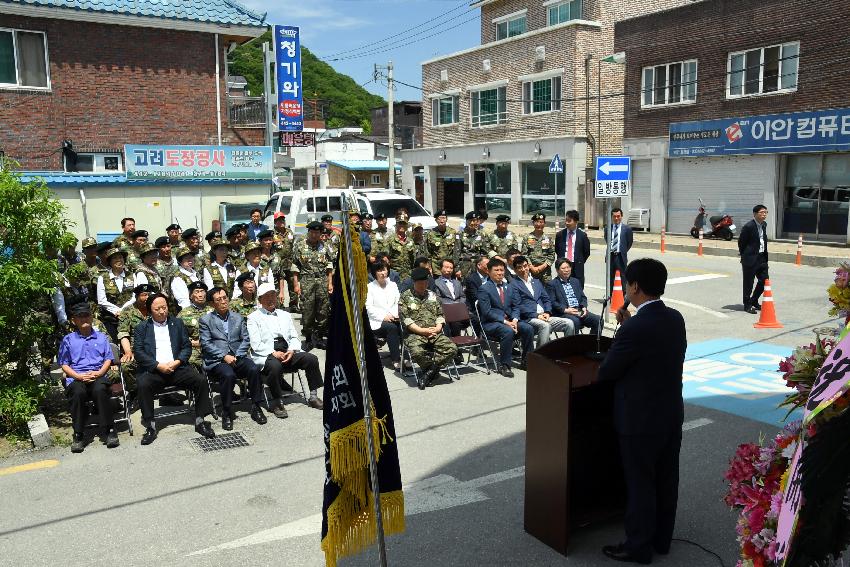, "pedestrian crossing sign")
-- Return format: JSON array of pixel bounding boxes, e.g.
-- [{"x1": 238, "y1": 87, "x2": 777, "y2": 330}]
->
[{"x1": 548, "y1": 154, "x2": 564, "y2": 174}]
